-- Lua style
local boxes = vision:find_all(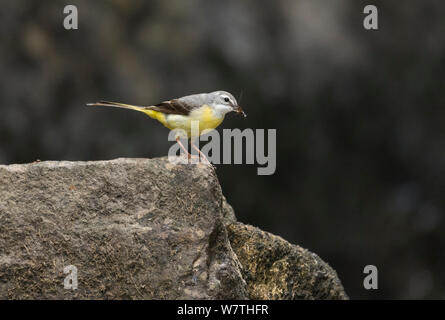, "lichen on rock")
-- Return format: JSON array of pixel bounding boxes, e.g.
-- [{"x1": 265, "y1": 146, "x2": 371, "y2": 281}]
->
[{"x1": 227, "y1": 223, "x2": 348, "y2": 300}]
